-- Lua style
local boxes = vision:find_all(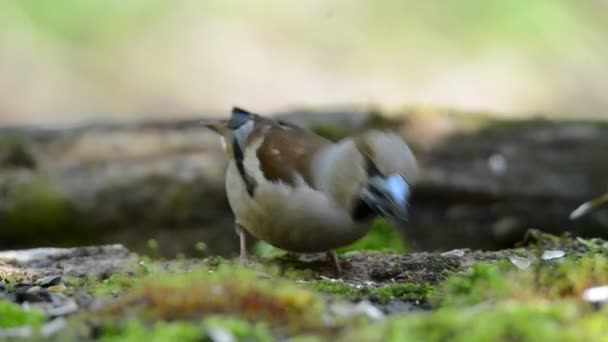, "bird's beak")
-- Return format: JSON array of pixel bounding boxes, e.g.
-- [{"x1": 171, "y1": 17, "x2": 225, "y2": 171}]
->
[
  {"x1": 361, "y1": 174, "x2": 412, "y2": 225},
  {"x1": 200, "y1": 119, "x2": 228, "y2": 134}
]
